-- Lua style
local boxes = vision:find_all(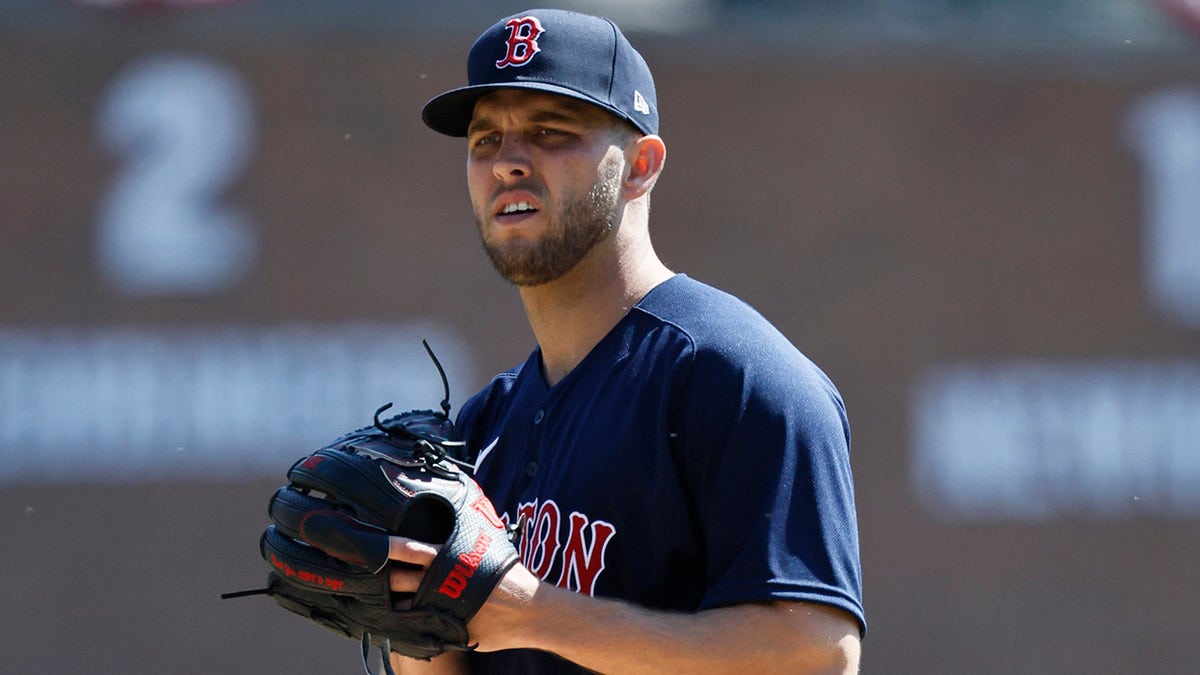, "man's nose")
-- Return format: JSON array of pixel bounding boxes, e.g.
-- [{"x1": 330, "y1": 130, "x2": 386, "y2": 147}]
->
[{"x1": 492, "y1": 135, "x2": 532, "y2": 180}]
